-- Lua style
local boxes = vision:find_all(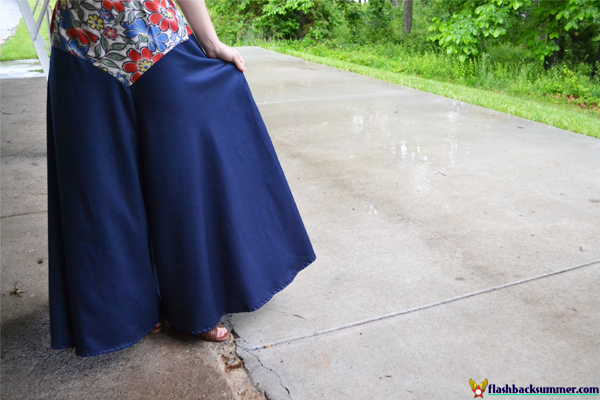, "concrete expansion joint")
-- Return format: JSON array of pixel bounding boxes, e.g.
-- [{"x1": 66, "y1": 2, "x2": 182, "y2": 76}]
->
[
  {"x1": 1, "y1": 210, "x2": 48, "y2": 219},
  {"x1": 258, "y1": 92, "x2": 389, "y2": 106},
  {"x1": 243, "y1": 258, "x2": 600, "y2": 352}
]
